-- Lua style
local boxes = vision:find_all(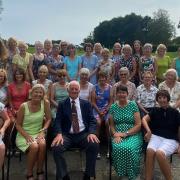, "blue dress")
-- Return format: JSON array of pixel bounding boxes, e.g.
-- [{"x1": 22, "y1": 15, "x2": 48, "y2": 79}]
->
[{"x1": 93, "y1": 84, "x2": 111, "y2": 121}]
